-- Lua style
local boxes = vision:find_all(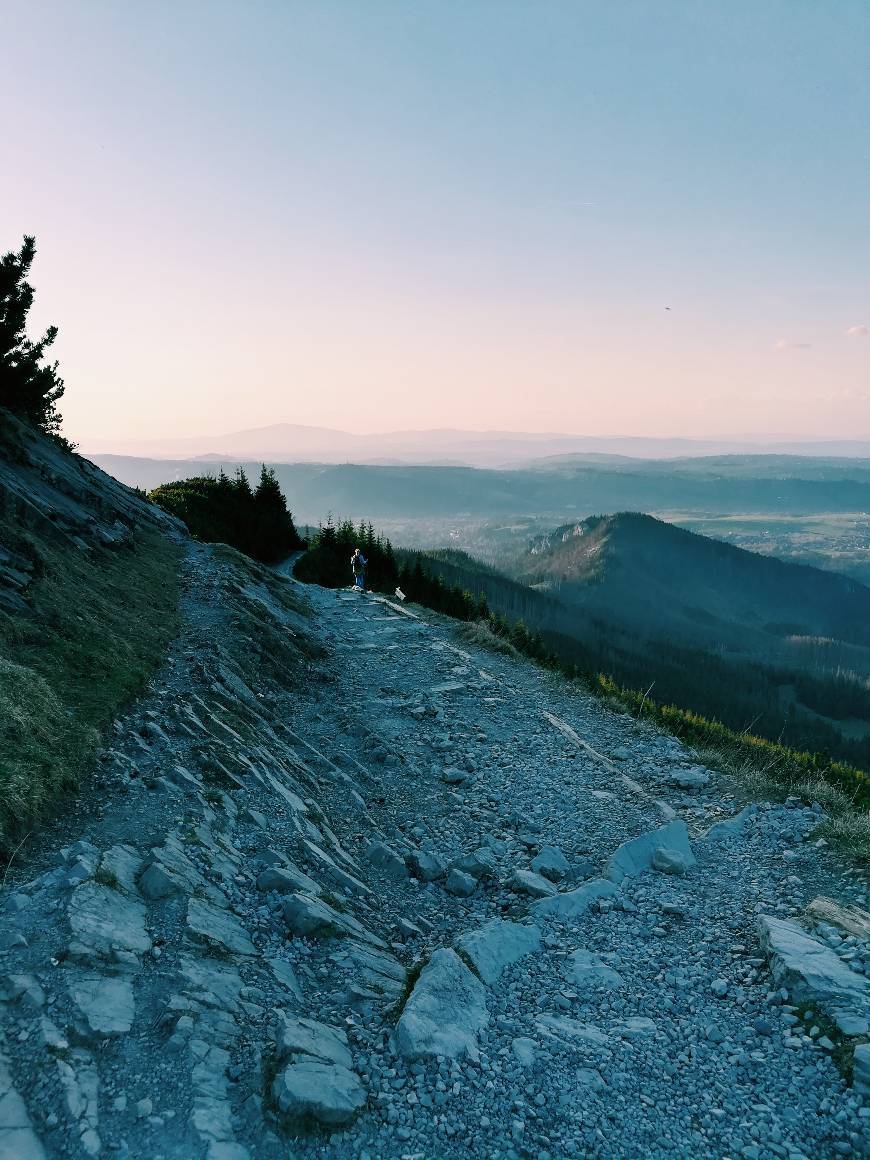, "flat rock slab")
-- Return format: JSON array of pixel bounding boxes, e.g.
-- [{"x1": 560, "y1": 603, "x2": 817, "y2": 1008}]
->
[
  {"x1": 98, "y1": 845, "x2": 143, "y2": 894},
  {"x1": 396, "y1": 948, "x2": 488, "y2": 1060},
  {"x1": 70, "y1": 974, "x2": 135, "y2": 1036},
  {"x1": 510, "y1": 869, "x2": 557, "y2": 898},
  {"x1": 535, "y1": 1015, "x2": 610, "y2": 1048},
  {"x1": 567, "y1": 949, "x2": 624, "y2": 990},
  {"x1": 272, "y1": 1059, "x2": 366, "y2": 1127},
  {"x1": 533, "y1": 878, "x2": 619, "y2": 919},
  {"x1": 457, "y1": 920, "x2": 542, "y2": 985},
  {"x1": 757, "y1": 915, "x2": 870, "y2": 1036},
  {"x1": 806, "y1": 896, "x2": 870, "y2": 940},
  {"x1": 282, "y1": 893, "x2": 386, "y2": 948},
  {"x1": 605, "y1": 820, "x2": 696, "y2": 883},
  {"x1": 68, "y1": 883, "x2": 151, "y2": 958},
  {"x1": 702, "y1": 805, "x2": 756, "y2": 844},
  {"x1": 276, "y1": 1015, "x2": 352, "y2": 1068},
  {"x1": 530, "y1": 845, "x2": 570, "y2": 881},
  {"x1": 0, "y1": 1053, "x2": 46, "y2": 1160},
  {"x1": 186, "y1": 898, "x2": 256, "y2": 957}
]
